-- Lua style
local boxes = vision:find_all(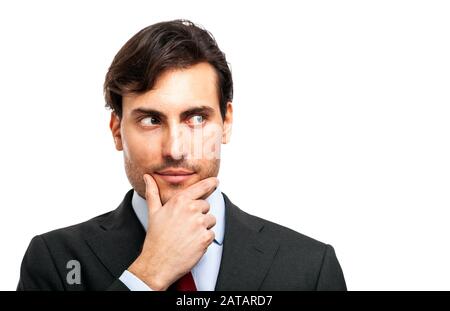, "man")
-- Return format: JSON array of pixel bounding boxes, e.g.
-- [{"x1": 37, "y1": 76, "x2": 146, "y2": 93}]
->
[{"x1": 17, "y1": 19, "x2": 346, "y2": 291}]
